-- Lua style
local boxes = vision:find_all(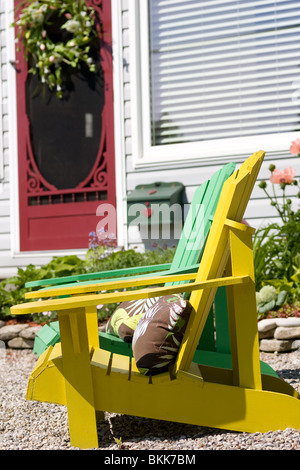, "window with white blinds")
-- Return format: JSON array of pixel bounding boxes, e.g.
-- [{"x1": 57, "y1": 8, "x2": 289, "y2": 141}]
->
[{"x1": 148, "y1": 0, "x2": 300, "y2": 147}]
